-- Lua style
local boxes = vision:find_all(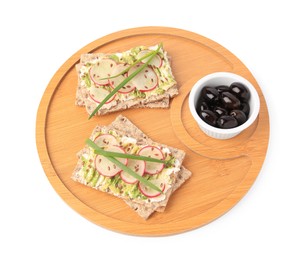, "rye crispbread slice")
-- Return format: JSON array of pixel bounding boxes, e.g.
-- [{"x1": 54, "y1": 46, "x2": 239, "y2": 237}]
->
[
  {"x1": 71, "y1": 115, "x2": 191, "y2": 219},
  {"x1": 75, "y1": 45, "x2": 178, "y2": 115}
]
